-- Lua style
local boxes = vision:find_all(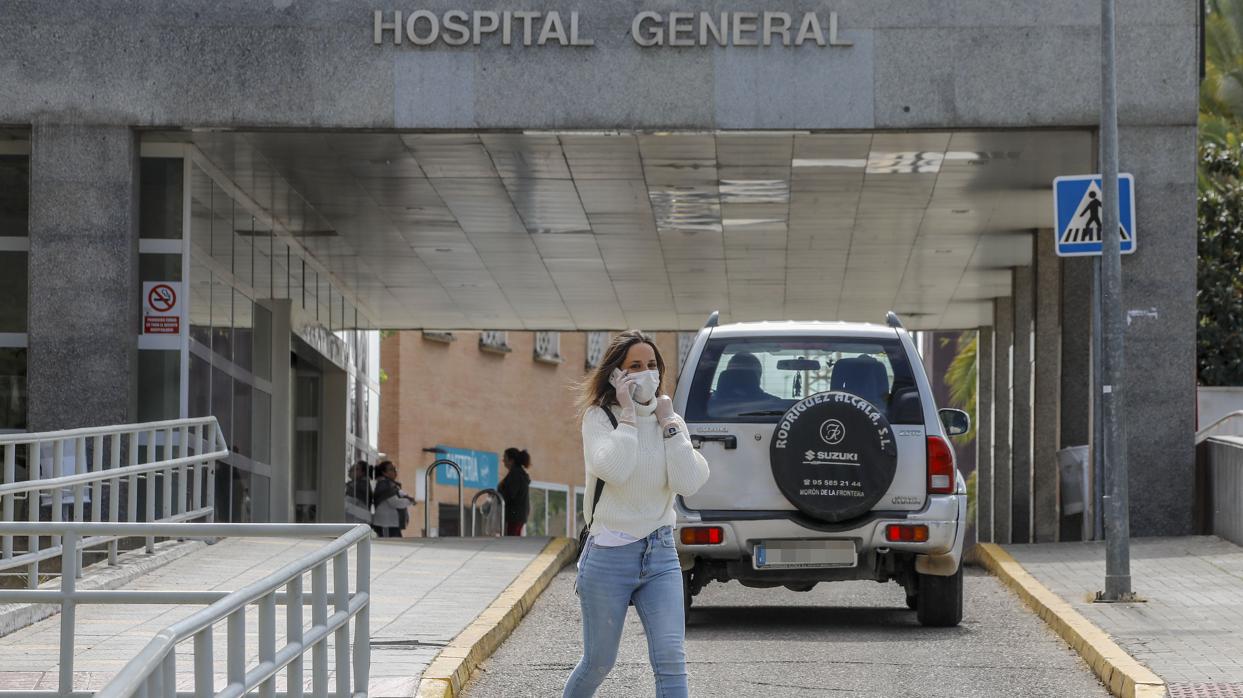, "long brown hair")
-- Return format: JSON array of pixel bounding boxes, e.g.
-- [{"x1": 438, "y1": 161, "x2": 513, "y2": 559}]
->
[{"x1": 578, "y1": 330, "x2": 667, "y2": 417}]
